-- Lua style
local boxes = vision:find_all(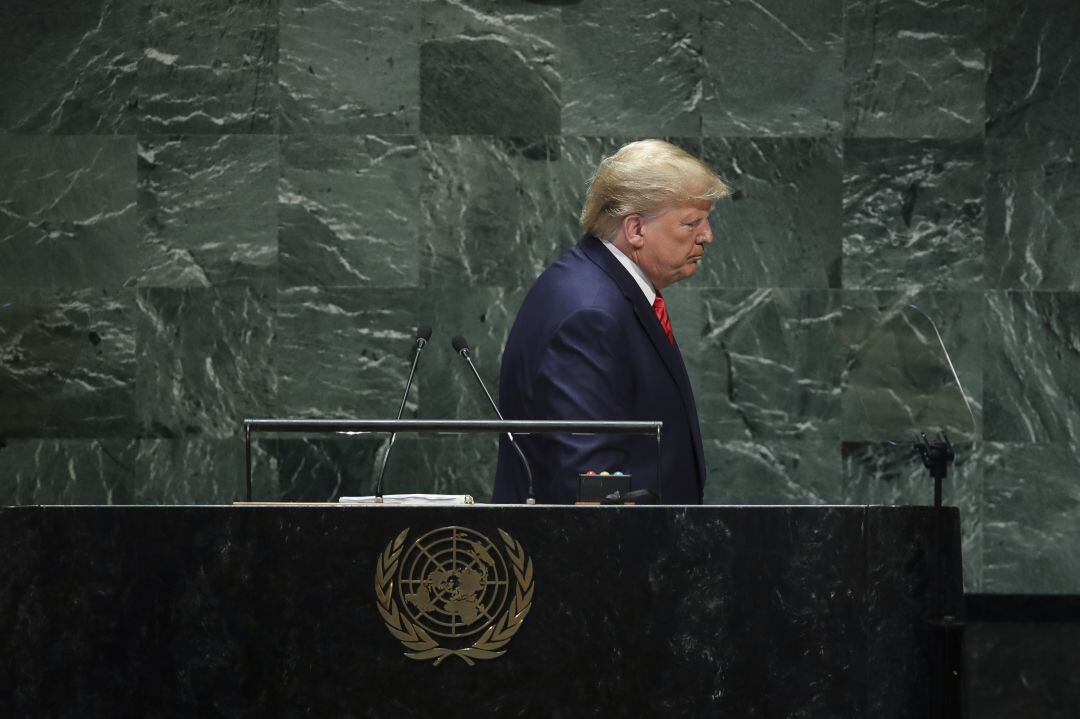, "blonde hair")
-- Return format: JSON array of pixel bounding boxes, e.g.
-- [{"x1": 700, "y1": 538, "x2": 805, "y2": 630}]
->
[{"x1": 580, "y1": 139, "x2": 730, "y2": 241}]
